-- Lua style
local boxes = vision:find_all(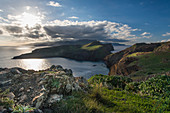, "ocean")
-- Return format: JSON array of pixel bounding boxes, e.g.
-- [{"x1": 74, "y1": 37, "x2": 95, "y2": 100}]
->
[{"x1": 0, "y1": 45, "x2": 128, "y2": 78}]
